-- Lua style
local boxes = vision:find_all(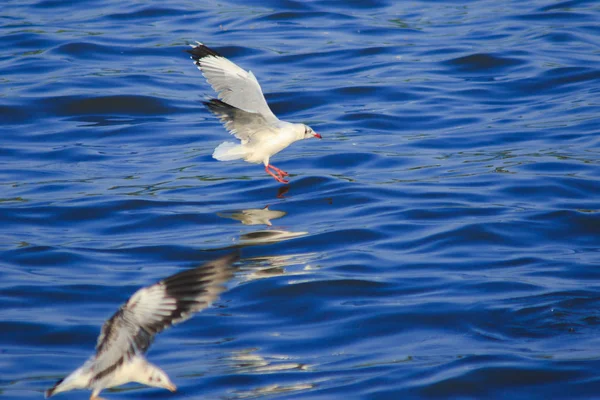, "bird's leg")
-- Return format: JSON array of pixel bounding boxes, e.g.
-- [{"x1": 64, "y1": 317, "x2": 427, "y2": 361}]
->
[
  {"x1": 268, "y1": 164, "x2": 288, "y2": 177},
  {"x1": 266, "y1": 164, "x2": 281, "y2": 176},
  {"x1": 90, "y1": 389, "x2": 106, "y2": 400},
  {"x1": 265, "y1": 165, "x2": 289, "y2": 184}
]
